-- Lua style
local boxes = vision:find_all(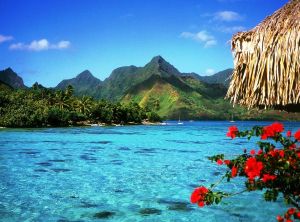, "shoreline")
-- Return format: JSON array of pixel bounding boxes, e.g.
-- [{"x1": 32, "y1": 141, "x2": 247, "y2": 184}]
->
[
  {"x1": 0, "y1": 121, "x2": 163, "y2": 129},
  {"x1": 1, "y1": 119, "x2": 300, "y2": 129}
]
